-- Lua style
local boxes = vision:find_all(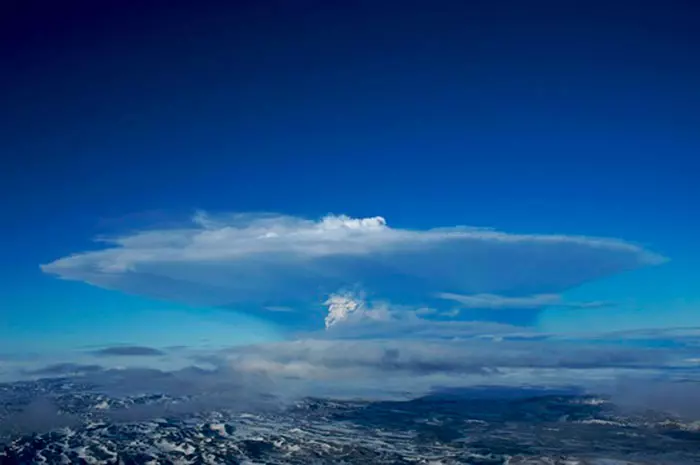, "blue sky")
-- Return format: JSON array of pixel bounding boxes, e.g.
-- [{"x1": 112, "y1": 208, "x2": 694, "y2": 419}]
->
[{"x1": 1, "y1": 1, "x2": 700, "y2": 392}]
